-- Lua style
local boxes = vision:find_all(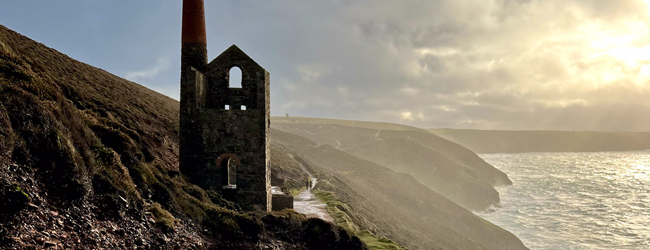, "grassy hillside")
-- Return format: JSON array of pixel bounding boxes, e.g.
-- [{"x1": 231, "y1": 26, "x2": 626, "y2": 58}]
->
[
  {"x1": 270, "y1": 129, "x2": 528, "y2": 250},
  {"x1": 431, "y1": 129, "x2": 650, "y2": 153},
  {"x1": 272, "y1": 121, "x2": 511, "y2": 210},
  {"x1": 272, "y1": 116, "x2": 428, "y2": 132},
  {"x1": 0, "y1": 25, "x2": 365, "y2": 249}
]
